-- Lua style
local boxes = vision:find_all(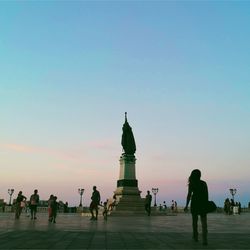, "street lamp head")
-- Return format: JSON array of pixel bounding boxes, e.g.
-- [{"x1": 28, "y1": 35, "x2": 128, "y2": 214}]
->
[
  {"x1": 151, "y1": 188, "x2": 159, "y2": 195},
  {"x1": 78, "y1": 188, "x2": 84, "y2": 195},
  {"x1": 229, "y1": 188, "x2": 237, "y2": 196},
  {"x1": 8, "y1": 189, "x2": 14, "y2": 195}
]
